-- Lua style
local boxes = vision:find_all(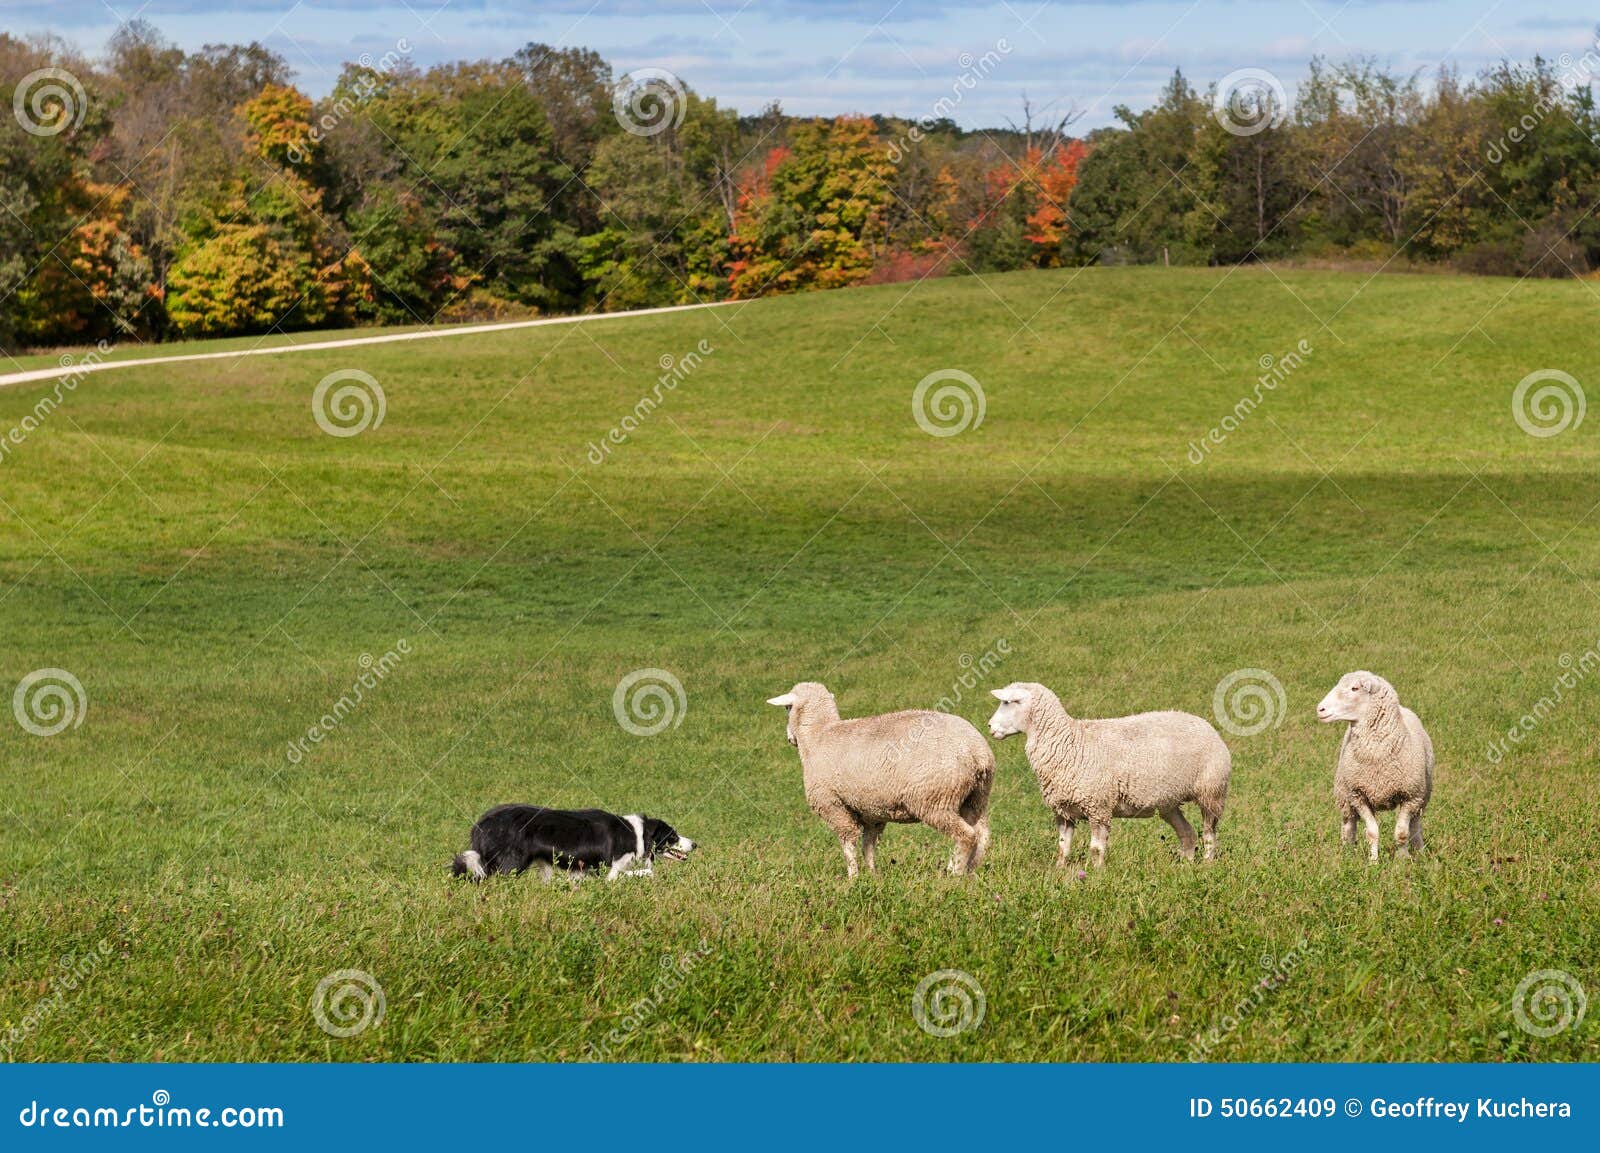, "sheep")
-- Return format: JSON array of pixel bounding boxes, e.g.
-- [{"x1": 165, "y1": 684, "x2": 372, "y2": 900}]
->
[
  {"x1": 986, "y1": 682, "x2": 1231, "y2": 867},
  {"x1": 1316, "y1": 671, "x2": 1434, "y2": 860},
  {"x1": 765, "y1": 682, "x2": 994, "y2": 878}
]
